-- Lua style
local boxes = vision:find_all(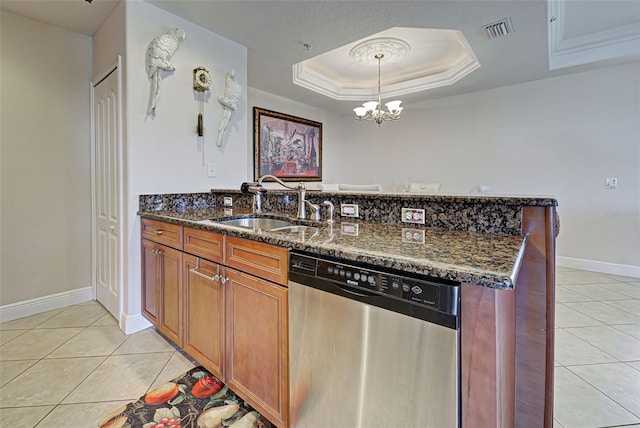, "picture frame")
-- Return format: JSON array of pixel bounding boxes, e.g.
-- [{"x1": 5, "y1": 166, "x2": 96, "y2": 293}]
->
[{"x1": 254, "y1": 107, "x2": 322, "y2": 181}]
